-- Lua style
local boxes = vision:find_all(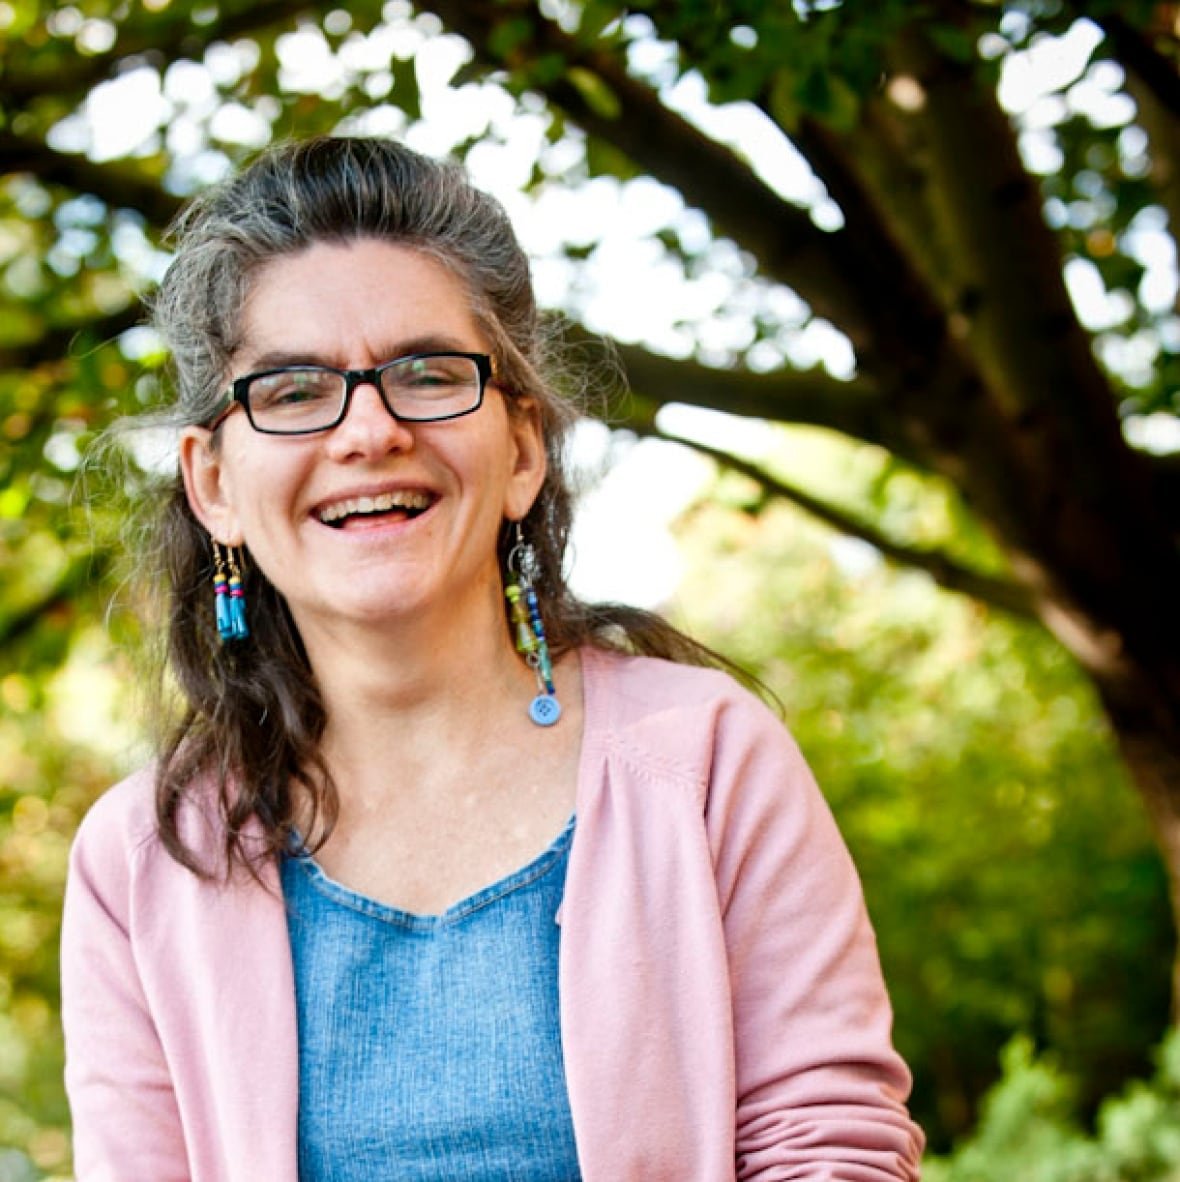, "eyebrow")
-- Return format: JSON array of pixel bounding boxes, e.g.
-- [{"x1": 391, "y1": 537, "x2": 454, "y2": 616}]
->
[{"x1": 237, "y1": 334, "x2": 482, "y2": 373}]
